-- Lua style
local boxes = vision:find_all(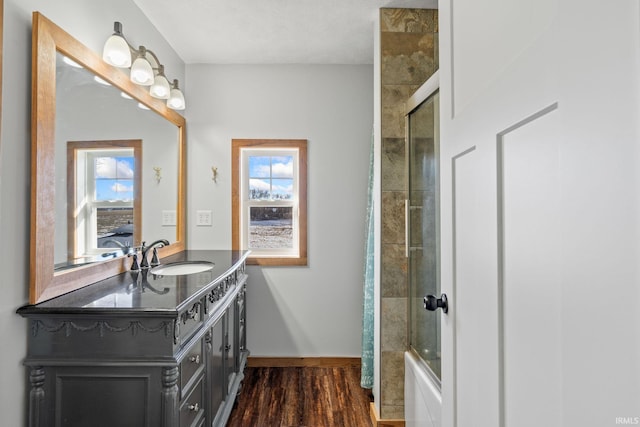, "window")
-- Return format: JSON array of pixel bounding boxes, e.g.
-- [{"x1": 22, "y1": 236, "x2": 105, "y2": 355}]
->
[
  {"x1": 67, "y1": 140, "x2": 142, "y2": 259},
  {"x1": 232, "y1": 139, "x2": 307, "y2": 266}
]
